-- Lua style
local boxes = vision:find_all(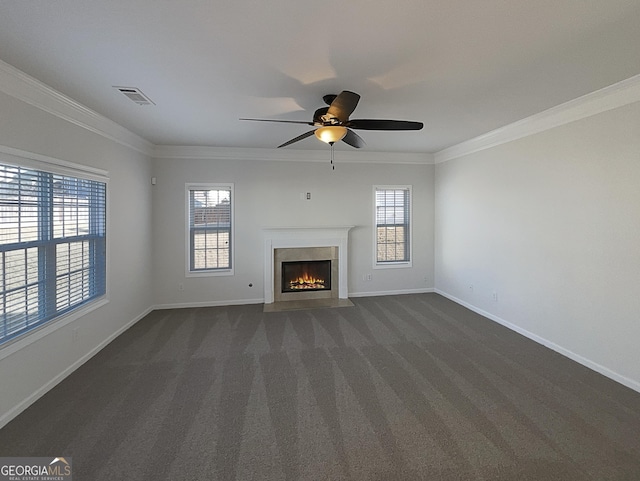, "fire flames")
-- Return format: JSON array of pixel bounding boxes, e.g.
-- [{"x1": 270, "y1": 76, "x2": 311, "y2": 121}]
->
[{"x1": 288, "y1": 274, "x2": 326, "y2": 290}]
